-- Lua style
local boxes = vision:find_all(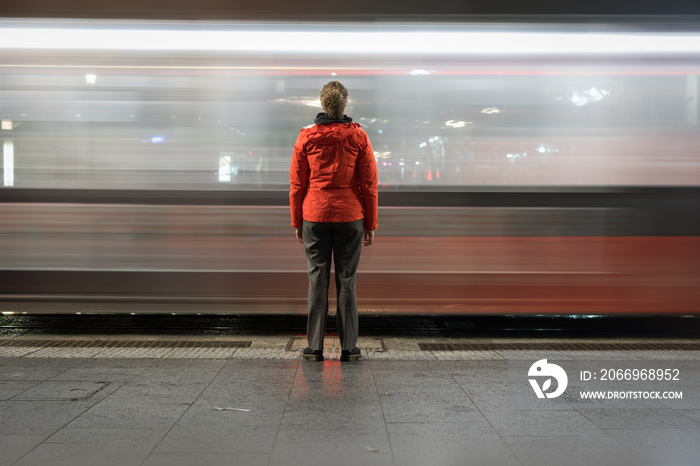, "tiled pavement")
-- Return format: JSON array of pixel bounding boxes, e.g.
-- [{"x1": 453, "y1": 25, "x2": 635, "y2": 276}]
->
[{"x1": 0, "y1": 335, "x2": 699, "y2": 466}]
